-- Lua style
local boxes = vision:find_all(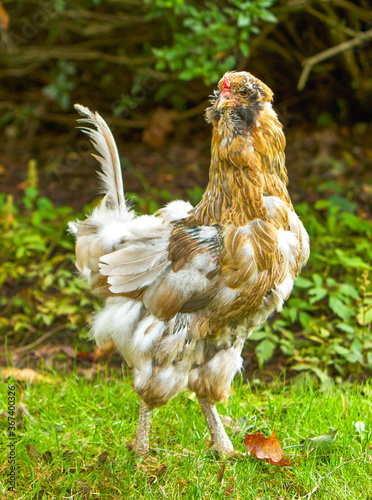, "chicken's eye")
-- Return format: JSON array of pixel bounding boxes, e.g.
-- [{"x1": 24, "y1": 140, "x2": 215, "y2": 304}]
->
[{"x1": 239, "y1": 89, "x2": 248, "y2": 96}]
